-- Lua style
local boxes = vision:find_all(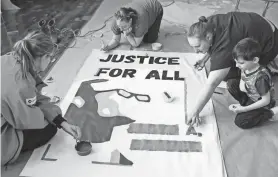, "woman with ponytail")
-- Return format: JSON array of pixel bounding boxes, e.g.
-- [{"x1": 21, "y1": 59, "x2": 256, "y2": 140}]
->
[
  {"x1": 101, "y1": 0, "x2": 163, "y2": 51},
  {"x1": 186, "y1": 12, "x2": 278, "y2": 126},
  {"x1": 1, "y1": 31, "x2": 81, "y2": 166}
]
